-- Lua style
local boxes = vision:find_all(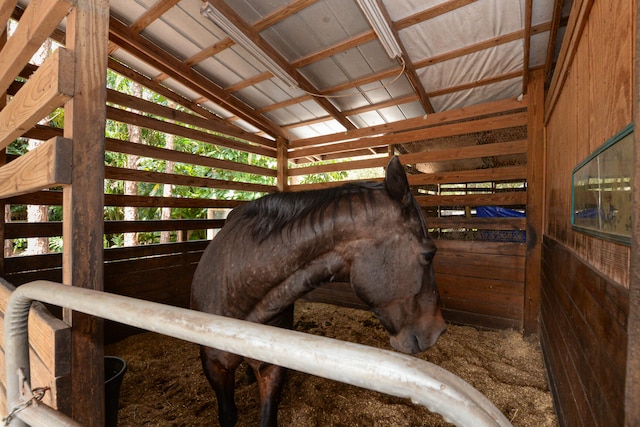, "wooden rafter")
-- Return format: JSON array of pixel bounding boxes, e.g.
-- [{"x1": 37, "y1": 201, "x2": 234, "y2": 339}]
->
[
  {"x1": 544, "y1": 0, "x2": 565, "y2": 85},
  {"x1": 204, "y1": 0, "x2": 356, "y2": 131},
  {"x1": 395, "y1": 0, "x2": 477, "y2": 30},
  {"x1": 129, "y1": 0, "x2": 180, "y2": 33},
  {"x1": 522, "y1": 0, "x2": 533, "y2": 94},
  {"x1": 282, "y1": 70, "x2": 523, "y2": 131},
  {"x1": 252, "y1": 0, "x2": 320, "y2": 32},
  {"x1": 108, "y1": 15, "x2": 287, "y2": 138}
]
